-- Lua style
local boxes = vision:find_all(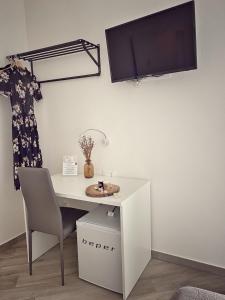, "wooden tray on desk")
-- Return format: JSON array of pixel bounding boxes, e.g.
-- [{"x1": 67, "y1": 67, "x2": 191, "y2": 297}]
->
[{"x1": 86, "y1": 183, "x2": 120, "y2": 197}]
